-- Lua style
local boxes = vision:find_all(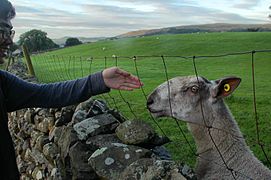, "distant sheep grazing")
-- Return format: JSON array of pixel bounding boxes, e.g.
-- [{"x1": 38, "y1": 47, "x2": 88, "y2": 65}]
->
[{"x1": 147, "y1": 75, "x2": 271, "y2": 179}]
